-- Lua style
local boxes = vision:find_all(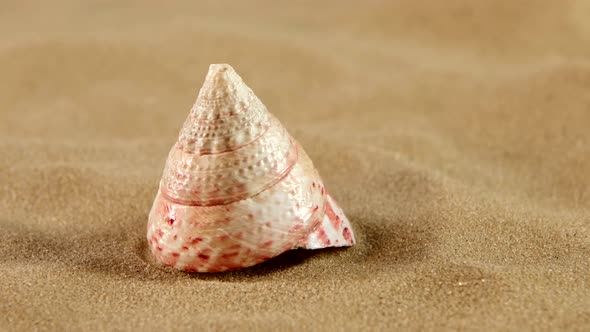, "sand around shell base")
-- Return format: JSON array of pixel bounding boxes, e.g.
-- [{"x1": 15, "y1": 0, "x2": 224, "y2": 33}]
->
[{"x1": 147, "y1": 64, "x2": 355, "y2": 272}]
